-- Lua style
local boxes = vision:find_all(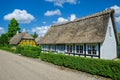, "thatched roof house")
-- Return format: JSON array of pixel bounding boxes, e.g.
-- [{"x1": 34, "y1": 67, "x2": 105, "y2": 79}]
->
[
  {"x1": 41, "y1": 9, "x2": 118, "y2": 44},
  {"x1": 9, "y1": 32, "x2": 36, "y2": 46},
  {"x1": 40, "y1": 9, "x2": 118, "y2": 60}
]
